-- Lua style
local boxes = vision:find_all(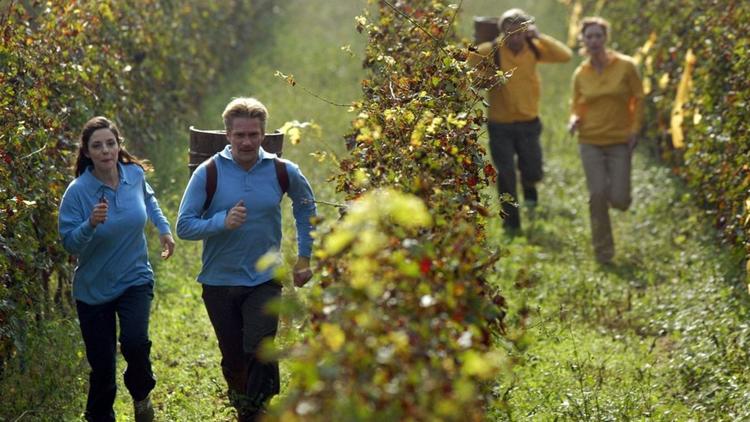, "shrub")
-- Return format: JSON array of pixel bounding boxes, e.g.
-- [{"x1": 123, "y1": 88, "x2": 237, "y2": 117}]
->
[
  {"x1": 274, "y1": 2, "x2": 507, "y2": 420},
  {"x1": 0, "y1": 0, "x2": 270, "y2": 371}
]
